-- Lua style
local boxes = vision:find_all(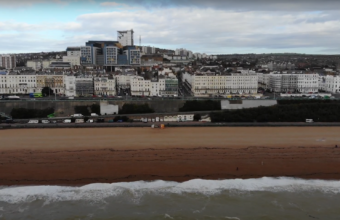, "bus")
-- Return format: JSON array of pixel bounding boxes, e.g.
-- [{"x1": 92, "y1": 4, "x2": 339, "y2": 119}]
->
[{"x1": 29, "y1": 93, "x2": 43, "y2": 98}]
